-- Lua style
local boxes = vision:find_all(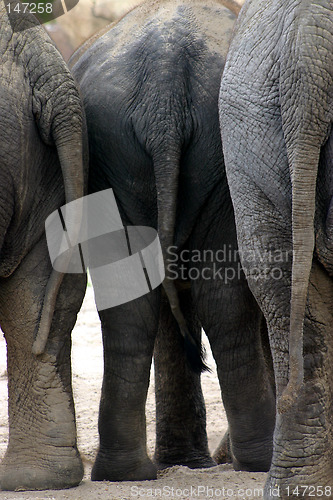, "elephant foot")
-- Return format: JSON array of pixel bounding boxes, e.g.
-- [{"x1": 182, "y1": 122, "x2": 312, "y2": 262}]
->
[
  {"x1": 156, "y1": 455, "x2": 216, "y2": 470},
  {"x1": 212, "y1": 431, "x2": 232, "y2": 465},
  {"x1": 228, "y1": 449, "x2": 271, "y2": 473},
  {"x1": 228, "y1": 437, "x2": 272, "y2": 473},
  {"x1": 0, "y1": 446, "x2": 83, "y2": 491},
  {"x1": 155, "y1": 437, "x2": 216, "y2": 470},
  {"x1": 263, "y1": 461, "x2": 333, "y2": 500},
  {"x1": 91, "y1": 450, "x2": 157, "y2": 481},
  {"x1": 232, "y1": 455, "x2": 271, "y2": 473},
  {"x1": 263, "y1": 387, "x2": 333, "y2": 499}
]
